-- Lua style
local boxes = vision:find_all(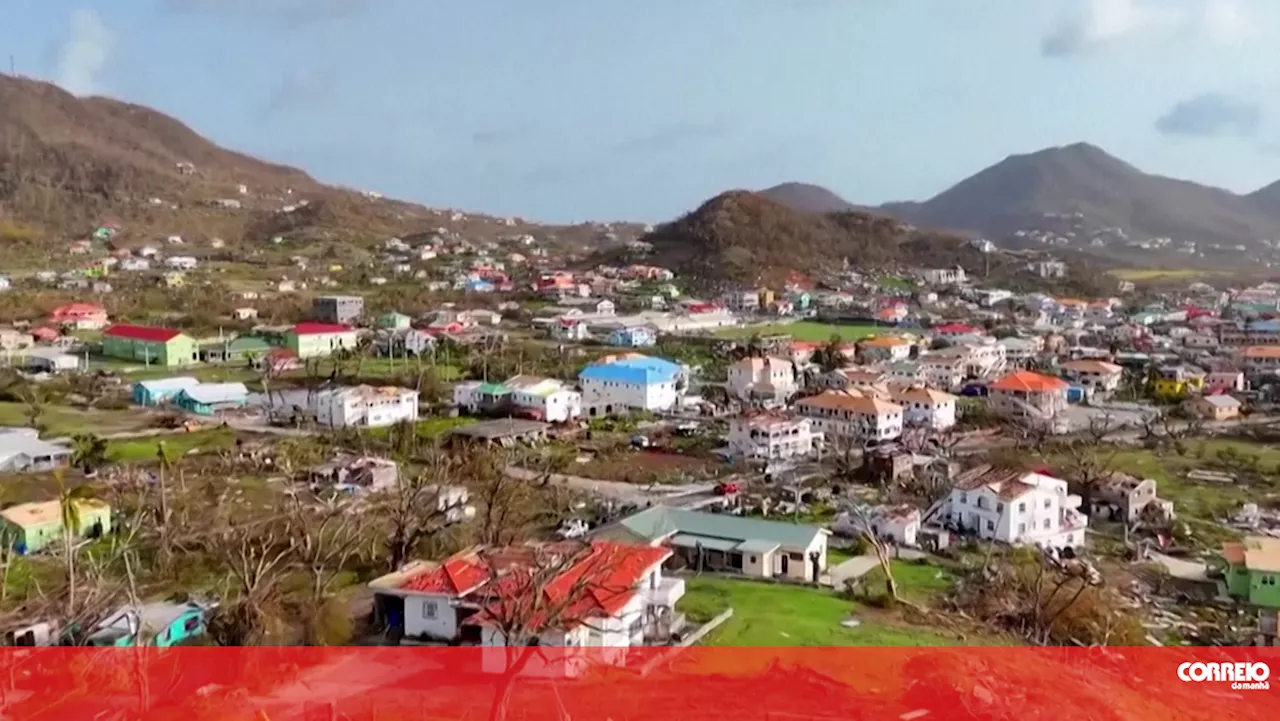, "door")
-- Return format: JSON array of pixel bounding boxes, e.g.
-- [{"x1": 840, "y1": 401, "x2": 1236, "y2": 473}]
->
[{"x1": 780, "y1": 554, "x2": 790, "y2": 575}]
